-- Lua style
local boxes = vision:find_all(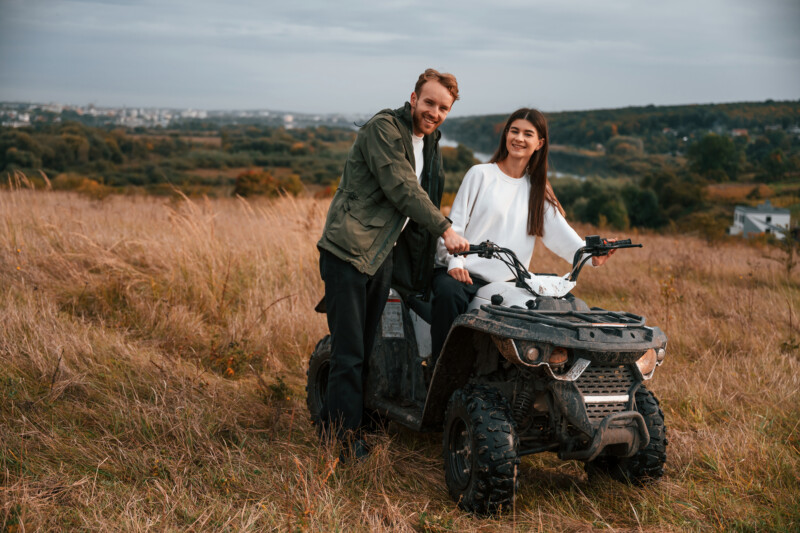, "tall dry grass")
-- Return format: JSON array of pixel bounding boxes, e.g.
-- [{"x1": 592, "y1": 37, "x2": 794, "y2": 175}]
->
[{"x1": 1, "y1": 188, "x2": 798, "y2": 531}]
